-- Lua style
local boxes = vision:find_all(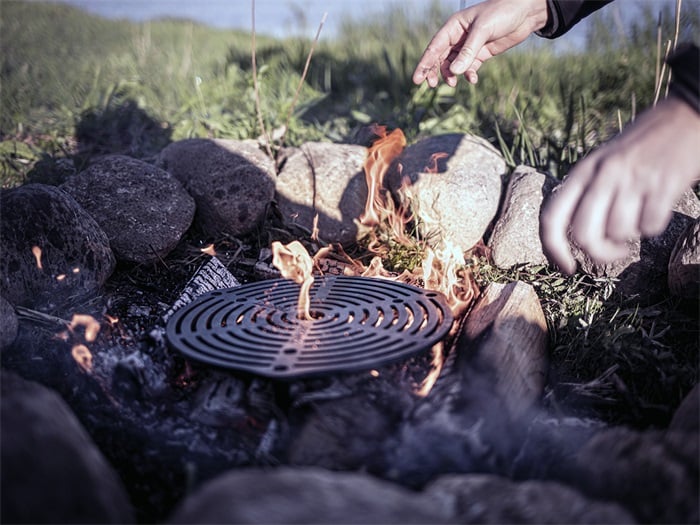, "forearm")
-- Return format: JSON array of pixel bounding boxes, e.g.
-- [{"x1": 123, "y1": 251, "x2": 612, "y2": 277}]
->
[{"x1": 537, "y1": 0, "x2": 614, "y2": 38}]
